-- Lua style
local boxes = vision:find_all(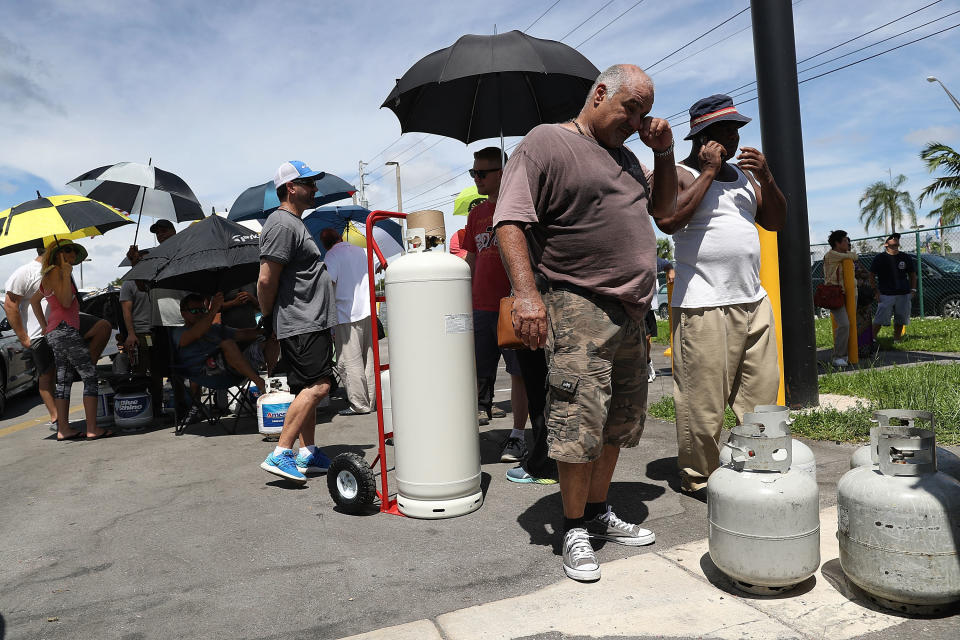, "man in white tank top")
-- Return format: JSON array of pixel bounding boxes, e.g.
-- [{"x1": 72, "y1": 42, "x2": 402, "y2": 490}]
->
[{"x1": 655, "y1": 95, "x2": 787, "y2": 494}]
